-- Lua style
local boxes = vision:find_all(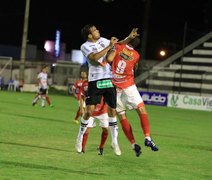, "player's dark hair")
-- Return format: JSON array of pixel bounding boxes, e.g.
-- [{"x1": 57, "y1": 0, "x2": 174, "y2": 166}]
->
[
  {"x1": 129, "y1": 37, "x2": 141, "y2": 48},
  {"x1": 80, "y1": 66, "x2": 88, "y2": 74},
  {"x1": 81, "y1": 24, "x2": 94, "y2": 41},
  {"x1": 42, "y1": 65, "x2": 48, "y2": 70}
]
